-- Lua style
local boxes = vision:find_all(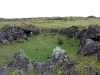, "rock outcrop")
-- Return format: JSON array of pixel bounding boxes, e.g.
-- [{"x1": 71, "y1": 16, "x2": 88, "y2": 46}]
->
[
  {"x1": 0, "y1": 47, "x2": 75, "y2": 75},
  {"x1": 77, "y1": 24, "x2": 100, "y2": 56},
  {"x1": 78, "y1": 39, "x2": 100, "y2": 56},
  {"x1": 7, "y1": 50, "x2": 33, "y2": 69}
]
